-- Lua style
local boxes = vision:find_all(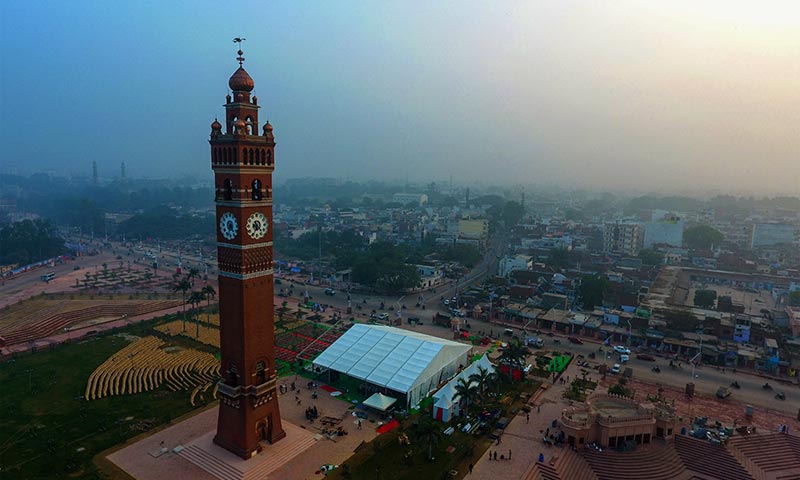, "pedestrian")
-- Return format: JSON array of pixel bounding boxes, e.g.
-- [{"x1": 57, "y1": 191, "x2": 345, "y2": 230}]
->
[
  {"x1": 357, "y1": 419, "x2": 362, "y2": 430},
  {"x1": 508, "y1": 449, "x2": 512, "y2": 460},
  {"x1": 526, "y1": 413, "x2": 530, "y2": 424},
  {"x1": 488, "y1": 450, "x2": 492, "y2": 460},
  {"x1": 469, "y1": 463, "x2": 473, "y2": 475},
  {"x1": 493, "y1": 451, "x2": 497, "y2": 461},
  {"x1": 537, "y1": 405, "x2": 541, "y2": 413}
]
